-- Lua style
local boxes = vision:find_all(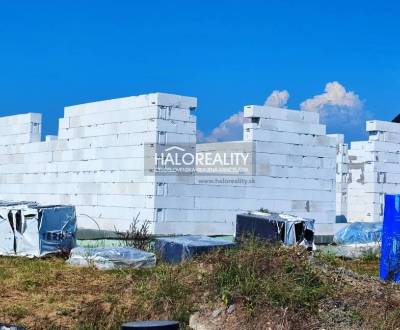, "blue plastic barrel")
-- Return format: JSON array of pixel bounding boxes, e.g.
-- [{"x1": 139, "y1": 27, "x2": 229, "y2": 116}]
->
[{"x1": 380, "y1": 194, "x2": 400, "y2": 282}]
